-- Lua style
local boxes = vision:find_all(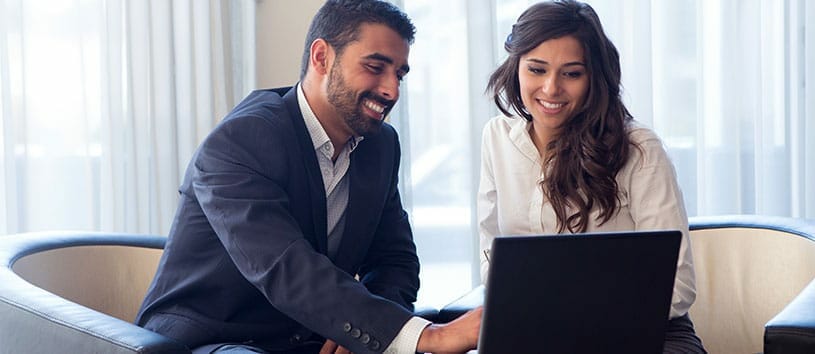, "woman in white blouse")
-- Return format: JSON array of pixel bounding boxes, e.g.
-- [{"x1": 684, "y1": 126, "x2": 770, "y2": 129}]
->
[{"x1": 478, "y1": 1, "x2": 706, "y2": 352}]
